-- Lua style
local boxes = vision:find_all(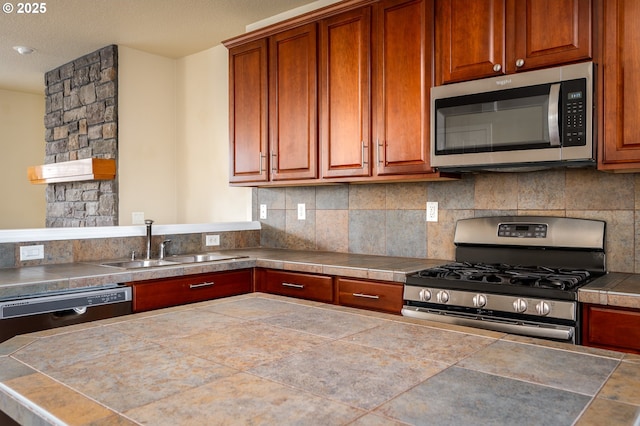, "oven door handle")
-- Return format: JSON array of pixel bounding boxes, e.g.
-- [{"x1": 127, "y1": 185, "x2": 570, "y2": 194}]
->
[
  {"x1": 548, "y1": 83, "x2": 561, "y2": 147},
  {"x1": 401, "y1": 306, "x2": 574, "y2": 342}
]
